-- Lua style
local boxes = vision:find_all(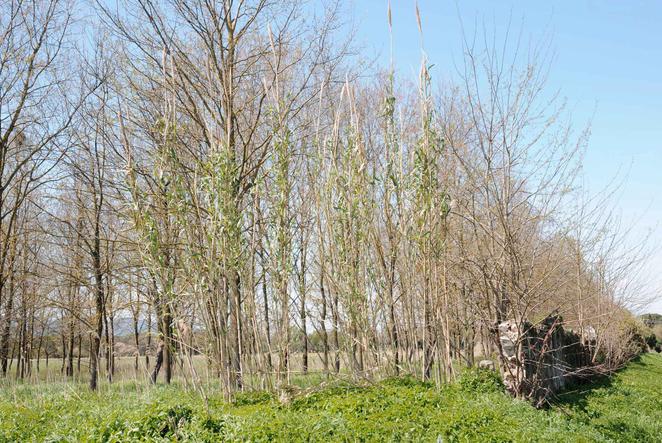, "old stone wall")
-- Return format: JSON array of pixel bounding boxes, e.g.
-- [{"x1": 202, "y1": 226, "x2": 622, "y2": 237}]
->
[{"x1": 498, "y1": 315, "x2": 594, "y2": 405}]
